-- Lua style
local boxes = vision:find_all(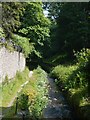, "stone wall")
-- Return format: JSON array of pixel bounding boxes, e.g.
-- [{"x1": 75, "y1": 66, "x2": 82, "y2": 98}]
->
[{"x1": 0, "y1": 47, "x2": 25, "y2": 83}]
